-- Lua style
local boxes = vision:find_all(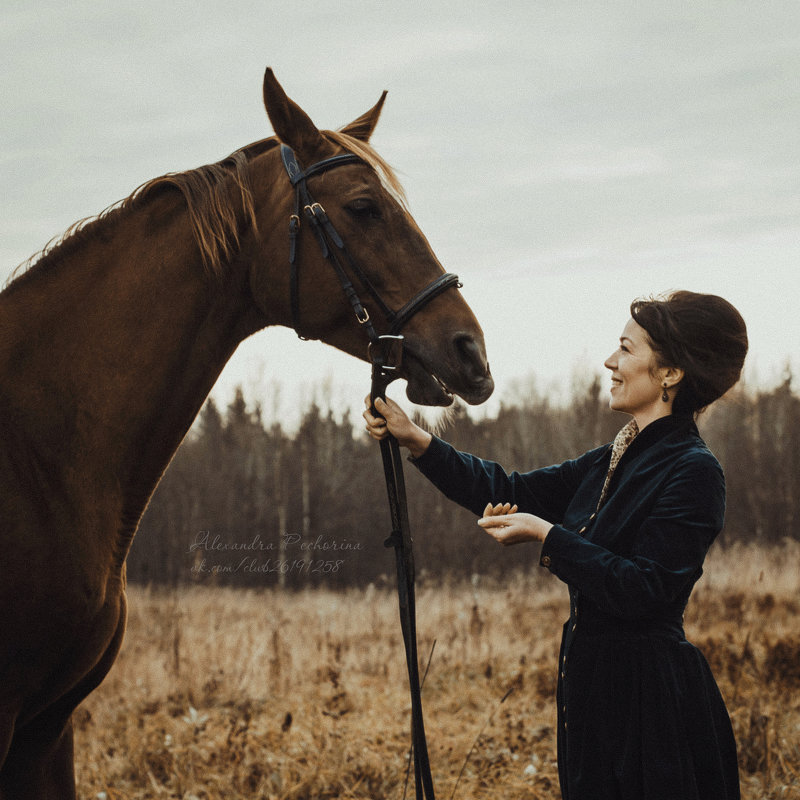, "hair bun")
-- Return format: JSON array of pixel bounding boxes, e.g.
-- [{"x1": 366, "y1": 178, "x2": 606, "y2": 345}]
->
[{"x1": 631, "y1": 291, "x2": 748, "y2": 415}]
